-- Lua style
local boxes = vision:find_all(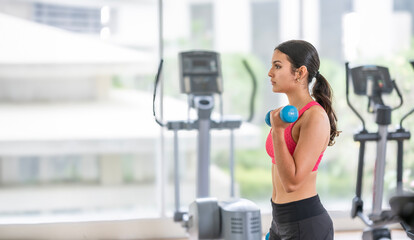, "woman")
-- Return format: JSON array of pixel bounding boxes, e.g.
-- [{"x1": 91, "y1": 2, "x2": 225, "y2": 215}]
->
[{"x1": 266, "y1": 40, "x2": 340, "y2": 239}]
